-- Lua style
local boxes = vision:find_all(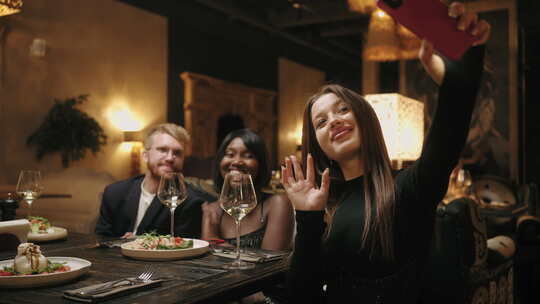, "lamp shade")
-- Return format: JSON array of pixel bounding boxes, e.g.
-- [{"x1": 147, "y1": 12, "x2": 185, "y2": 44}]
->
[
  {"x1": 363, "y1": 9, "x2": 401, "y2": 61},
  {"x1": 362, "y1": 7, "x2": 422, "y2": 62},
  {"x1": 347, "y1": 0, "x2": 376, "y2": 14},
  {"x1": 0, "y1": 0, "x2": 23, "y2": 17},
  {"x1": 365, "y1": 93, "x2": 424, "y2": 161}
]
